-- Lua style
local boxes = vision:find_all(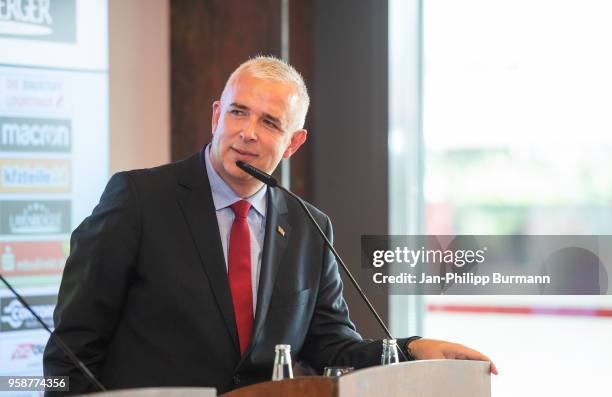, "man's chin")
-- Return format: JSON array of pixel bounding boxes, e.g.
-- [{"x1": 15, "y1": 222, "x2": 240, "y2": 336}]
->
[
  {"x1": 224, "y1": 159, "x2": 276, "y2": 181},
  {"x1": 225, "y1": 164, "x2": 257, "y2": 182}
]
